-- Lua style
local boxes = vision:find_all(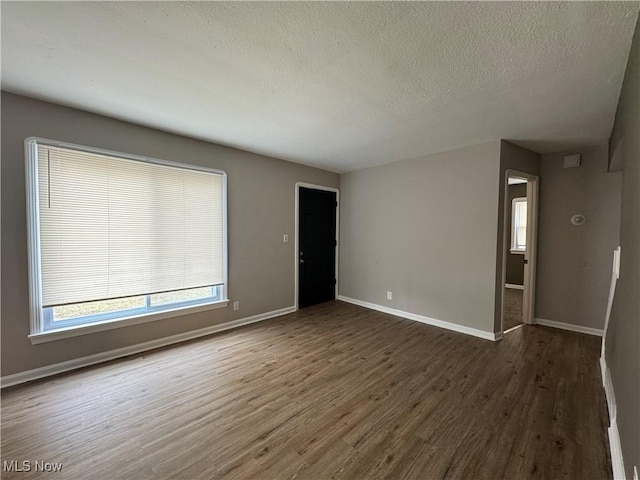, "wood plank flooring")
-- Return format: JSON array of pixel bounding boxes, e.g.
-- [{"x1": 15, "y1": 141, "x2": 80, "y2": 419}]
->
[{"x1": 1, "y1": 301, "x2": 611, "y2": 479}]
